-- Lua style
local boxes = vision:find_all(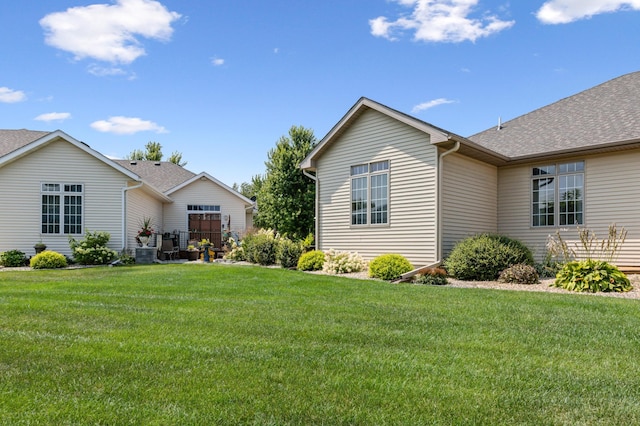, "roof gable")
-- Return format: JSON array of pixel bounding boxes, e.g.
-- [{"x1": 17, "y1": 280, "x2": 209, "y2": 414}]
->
[
  {"x1": 469, "y1": 71, "x2": 640, "y2": 159},
  {"x1": 0, "y1": 129, "x2": 141, "y2": 180},
  {"x1": 301, "y1": 97, "x2": 506, "y2": 169},
  {"x1": 166, "y1": 172, "x2": 254, "y2": 207}
]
